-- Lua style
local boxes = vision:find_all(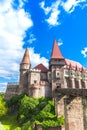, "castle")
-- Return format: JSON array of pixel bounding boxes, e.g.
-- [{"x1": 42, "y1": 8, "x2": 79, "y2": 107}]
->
[
  {"x1": 5, "y1": 40, "x2": 87, "y2": 130},
  {"x1": 5, "y1": 39, "x2": 87, "y2": 99}
]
